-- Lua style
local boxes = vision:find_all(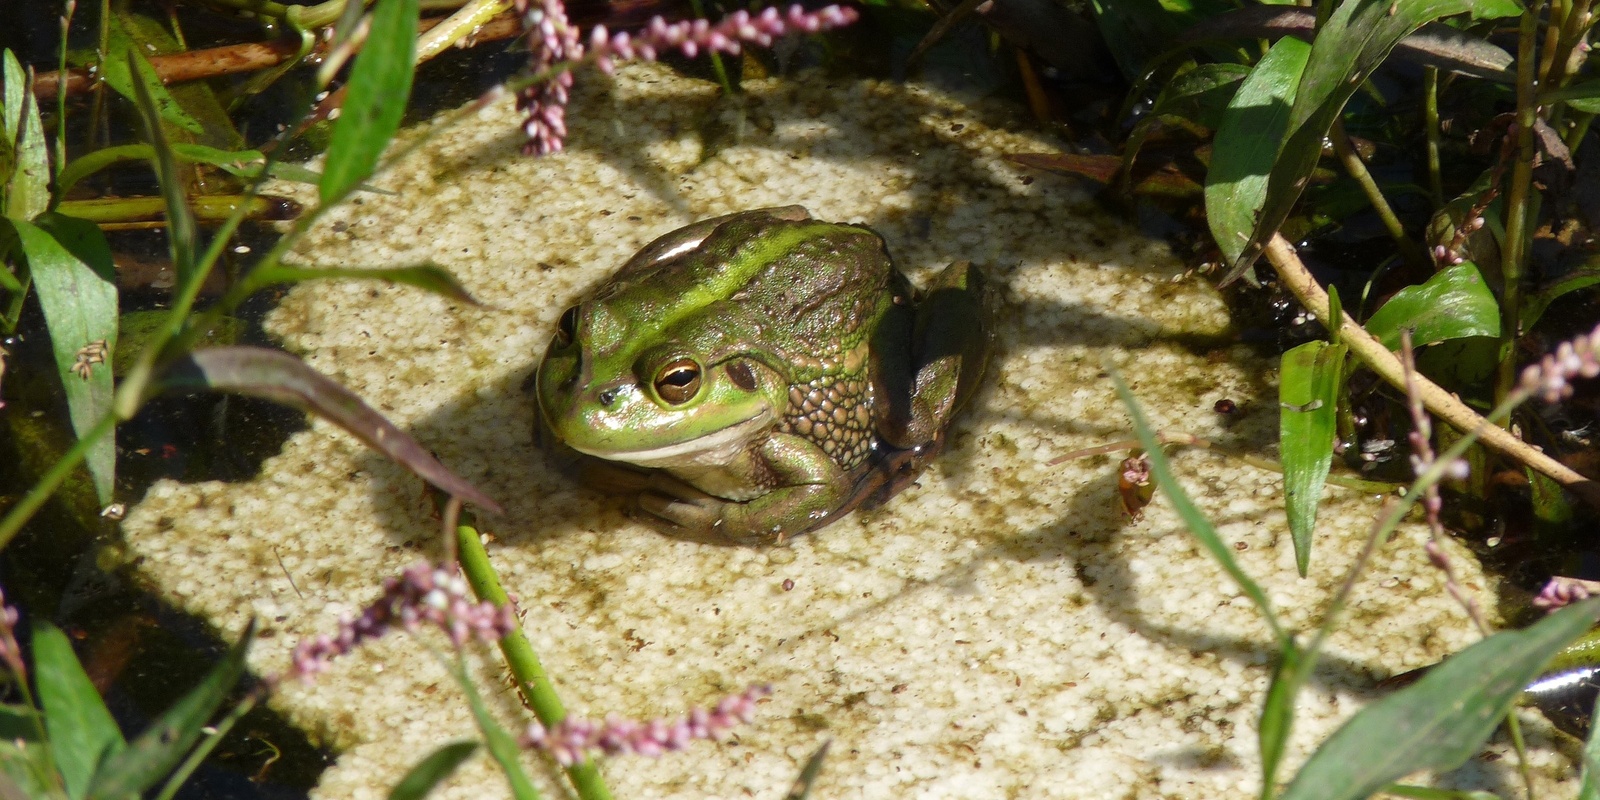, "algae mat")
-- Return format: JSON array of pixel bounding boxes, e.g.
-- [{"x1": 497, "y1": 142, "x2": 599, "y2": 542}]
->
[{"x1": 119, "y1": 63, "x2": 1569, "y2": 798}]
